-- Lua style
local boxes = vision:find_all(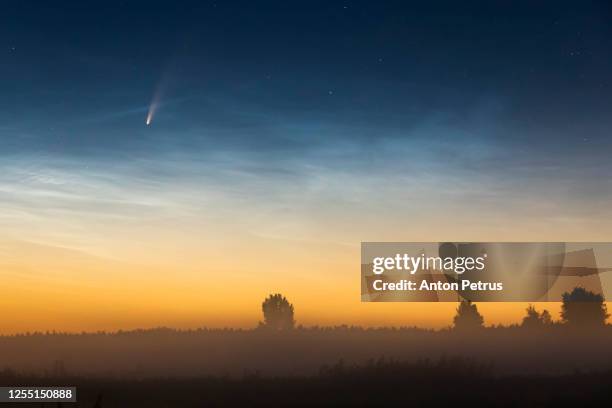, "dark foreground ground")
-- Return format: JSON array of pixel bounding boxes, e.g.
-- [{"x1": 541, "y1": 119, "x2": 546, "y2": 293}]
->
[
  {"x1": 2, "y1": 327, "x2": 612, "y2": 406},
  {"x1": 1, "y1": 359, "x2": 612, "y2": 407}
]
